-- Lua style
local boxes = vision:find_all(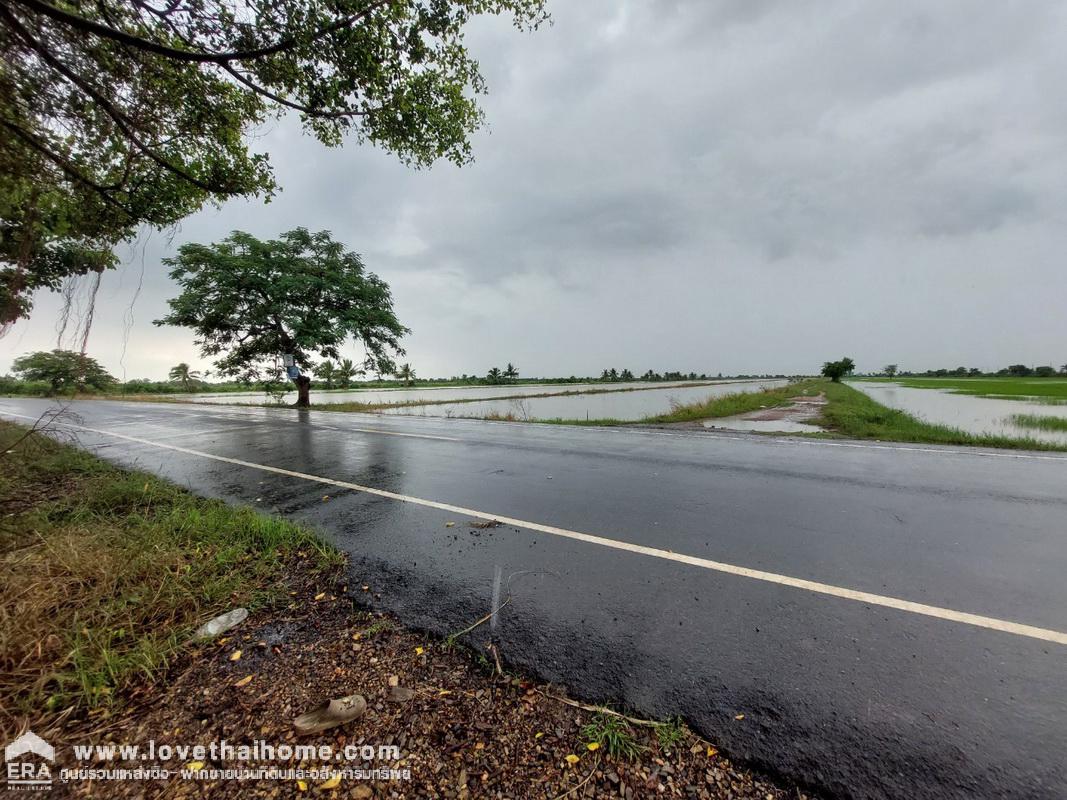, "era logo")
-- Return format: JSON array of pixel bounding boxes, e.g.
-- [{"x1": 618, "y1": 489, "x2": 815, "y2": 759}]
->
[{"x1": 4, "y1": 731, "x2": 54, "y2": 790}]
